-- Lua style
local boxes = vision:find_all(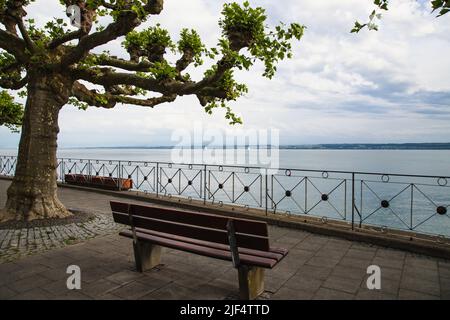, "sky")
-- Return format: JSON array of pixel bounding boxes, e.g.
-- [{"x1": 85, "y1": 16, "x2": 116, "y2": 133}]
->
[{"x1": 1, "y1": 0, "x2": 450, "y2": 148}]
